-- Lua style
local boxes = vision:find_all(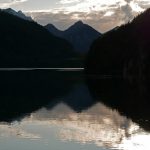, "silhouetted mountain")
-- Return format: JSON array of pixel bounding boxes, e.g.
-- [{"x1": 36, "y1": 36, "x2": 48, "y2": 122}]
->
[
  {"x1": 0, "y1": 10, "x2": 79, "y2": 67},
  {"x1": 2, "y1": 8, "x2": 33, "y2": 21},
  {"x1": 45, "y1": 24, "x2": 63, "y2": 37},
  {"x1": 45, "y1": 21, "x2": 101, "y2": 53},
  {"x1": 86, "y1": 9, "x2": 150, "y2": 83}
]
